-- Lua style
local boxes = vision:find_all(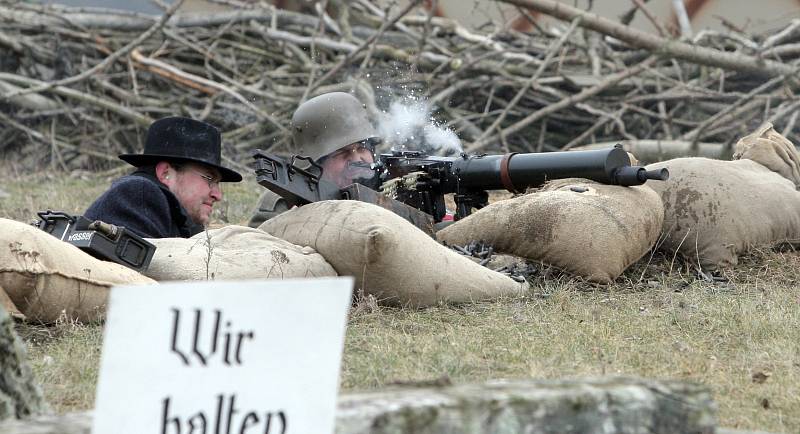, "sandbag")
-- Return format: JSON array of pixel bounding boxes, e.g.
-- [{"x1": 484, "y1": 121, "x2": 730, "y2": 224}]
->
[
  {"x1": 0, "y1": 218, "x2": 155, "y2": 323},
  {"x1": 0, "y1": 285, "x2": 23, "y2": 320},
  {"x1": 436, "y1": 179, "x2": 664, "y2": 284},
  {"x1": 144, "y1": 225, "x2": 337, "y2": 281},
  {"x1": 646, "y1": 157, "x2": 800, "y2": 268},
  {"x1": 733, "y1": 122, "x2": 800, "y2": 188},
  {"x1": 258, "y1": 201, "x2": 526, "y2": 306}
]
